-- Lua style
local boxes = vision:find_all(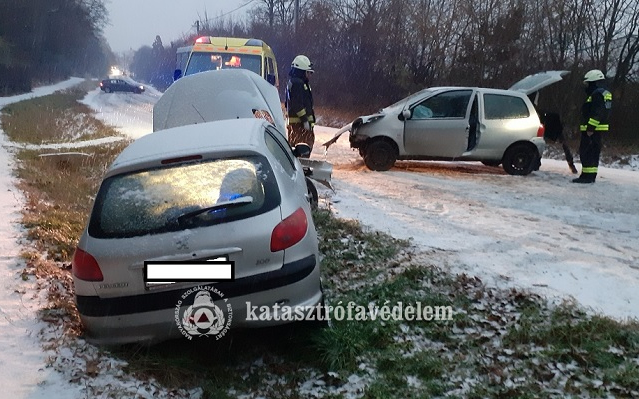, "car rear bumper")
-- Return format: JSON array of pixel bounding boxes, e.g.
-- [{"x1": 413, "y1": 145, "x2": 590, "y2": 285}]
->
[
  {"x1": 531, "y1": 137, "x2": 545, "y2": 157},
  {"x1": 76, "y1": 254, "x2": 322, "y2": 345}
]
